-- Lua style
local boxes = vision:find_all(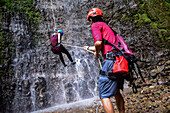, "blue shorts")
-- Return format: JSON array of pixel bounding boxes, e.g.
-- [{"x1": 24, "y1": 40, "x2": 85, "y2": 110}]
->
[{"x1": 99, "y1": 60, "x2": 124, "y2": 99}]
